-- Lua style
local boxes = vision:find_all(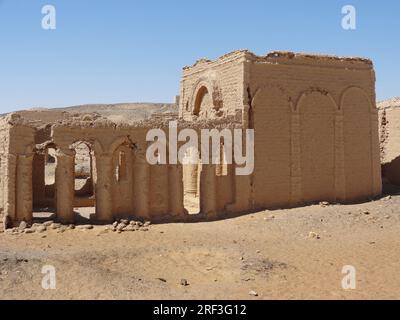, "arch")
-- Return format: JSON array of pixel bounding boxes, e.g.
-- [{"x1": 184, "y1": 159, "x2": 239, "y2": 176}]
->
[
  {"x1": 193, "y1": 86, "x2": 209, "y2": 116},
  {"x1": 341, "y1": 86, "x2": 373, "y2": 201},
  {"x1": 109, "y1": 136, "x2": 136, "y2": 155},
  {"x1": 339, "y1": 86, "x2": 375, "y2": 112},
  {"x1": 251, "y1": 85, "x2": 292, "y2": 208},
  {"x1": 189, "y1": 77, "x2": 222, "y2": 116},
  {"x1": 69, "y1": 138, "x2": 104, "y2": 156},
  {"x1": 297, "y1": 90, "x2": 336, "y2": 203},
  {"x1": 294, "y1": 88, "x2": 339, "y2": 112}
]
